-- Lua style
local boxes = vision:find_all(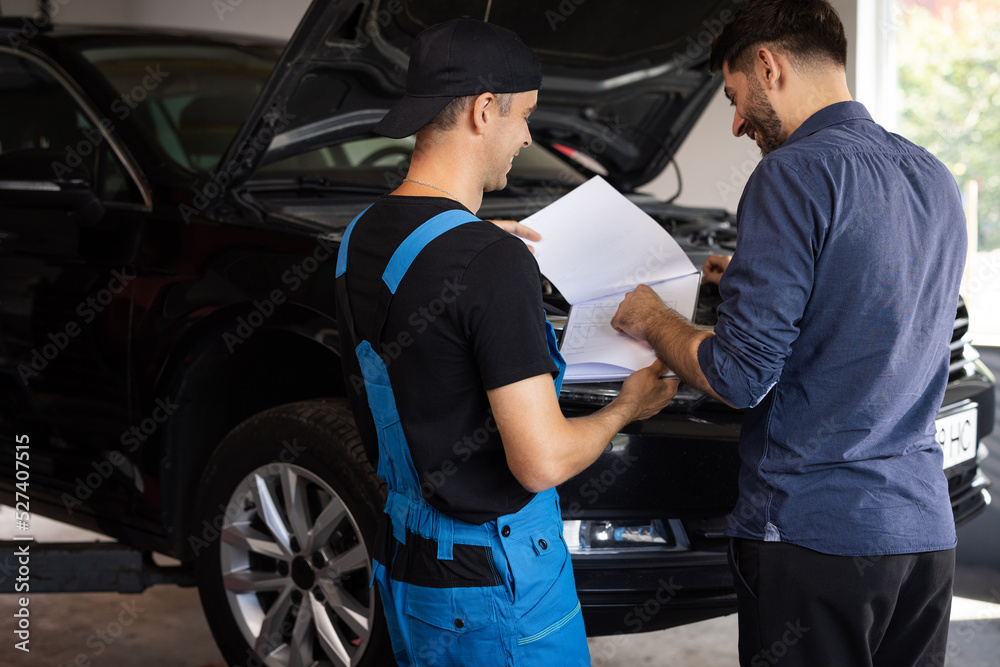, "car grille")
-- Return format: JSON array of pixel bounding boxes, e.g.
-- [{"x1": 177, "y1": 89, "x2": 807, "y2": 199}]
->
[{"x1": 949, "y1": 297, "x2": 979, "y2": 377}]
